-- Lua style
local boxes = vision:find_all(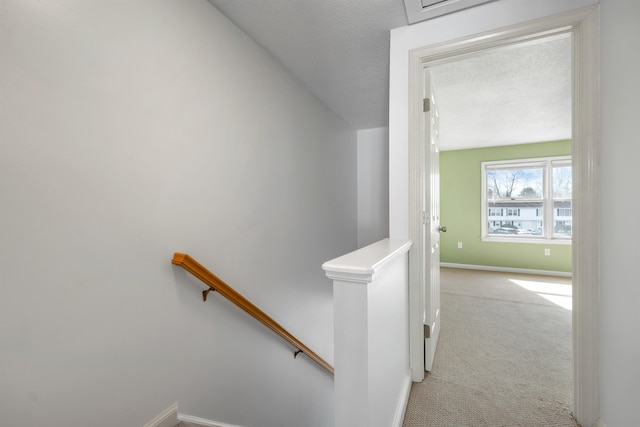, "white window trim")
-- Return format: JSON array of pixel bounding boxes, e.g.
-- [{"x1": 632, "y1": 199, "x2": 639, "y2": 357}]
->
[{"x1": 481, "y1": 155, "x2": 572, "y2": 245}]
